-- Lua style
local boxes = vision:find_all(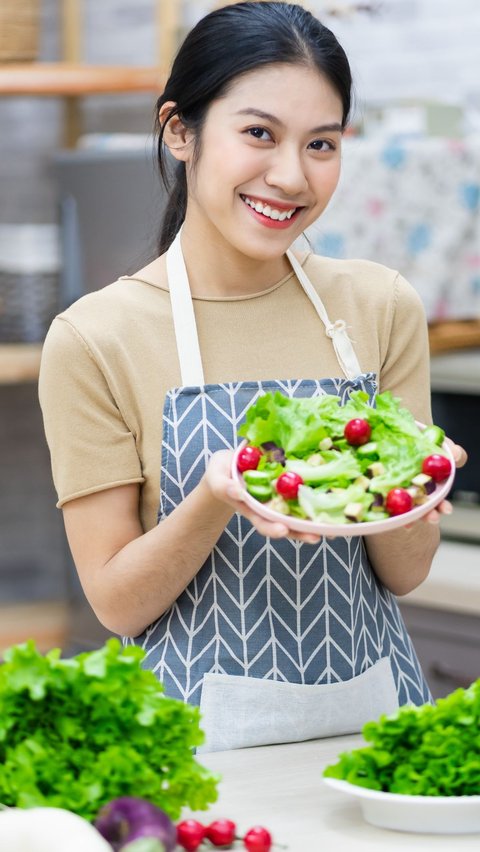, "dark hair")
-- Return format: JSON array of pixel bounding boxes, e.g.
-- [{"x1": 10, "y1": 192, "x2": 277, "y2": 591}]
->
[{"x1": 155, "y1": 1, "x2": 352, "y2": 254}]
